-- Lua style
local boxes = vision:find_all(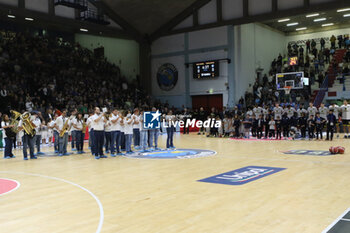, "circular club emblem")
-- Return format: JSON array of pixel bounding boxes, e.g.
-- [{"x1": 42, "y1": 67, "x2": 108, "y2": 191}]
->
[
  {"x1": 0, "y1": 178, "x2": 20, "y2": 196},
  {"x1": 124, "y1": 149, "x2": 216, "y2": 159},
  {"x1": 157, "y1": 63, "x2": 178, "y2": 91}
]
